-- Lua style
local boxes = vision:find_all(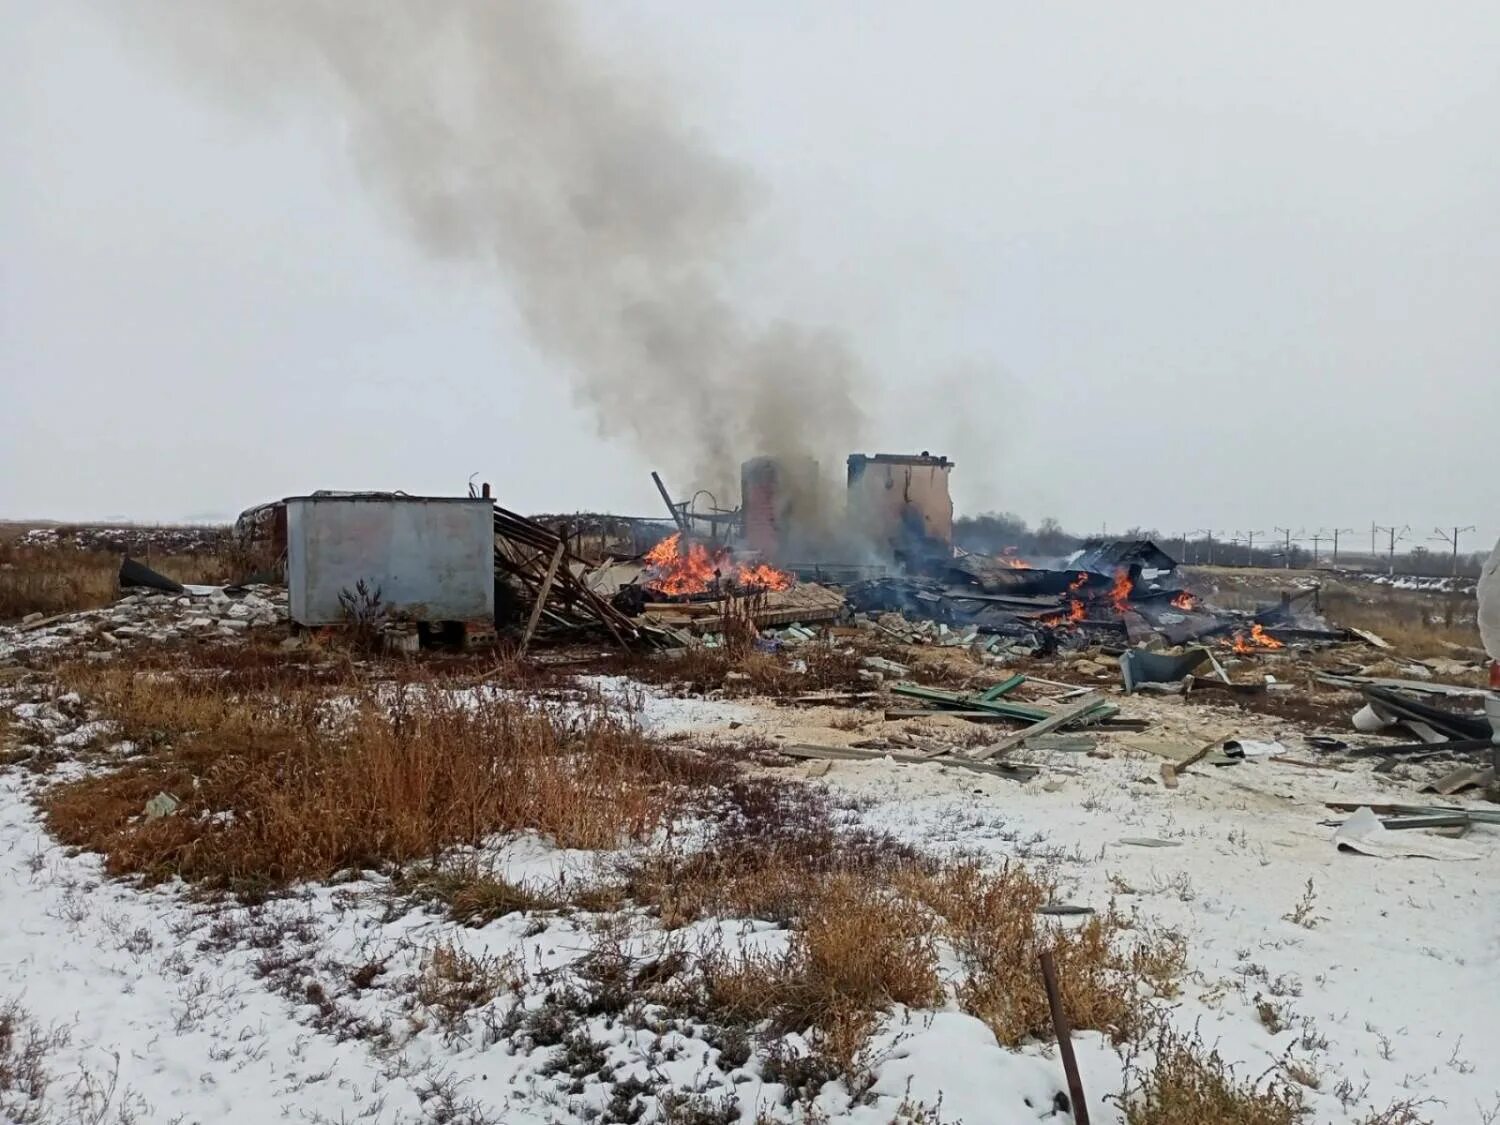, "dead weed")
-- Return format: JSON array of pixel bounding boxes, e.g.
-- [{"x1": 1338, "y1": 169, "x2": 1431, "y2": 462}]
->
[
  {"x1": 1122, "y1": 1025, "x2": 1305, "y2": 1125},
  {"x1": 43, "y1": 662, "x2": 703, "y2": 895}
]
